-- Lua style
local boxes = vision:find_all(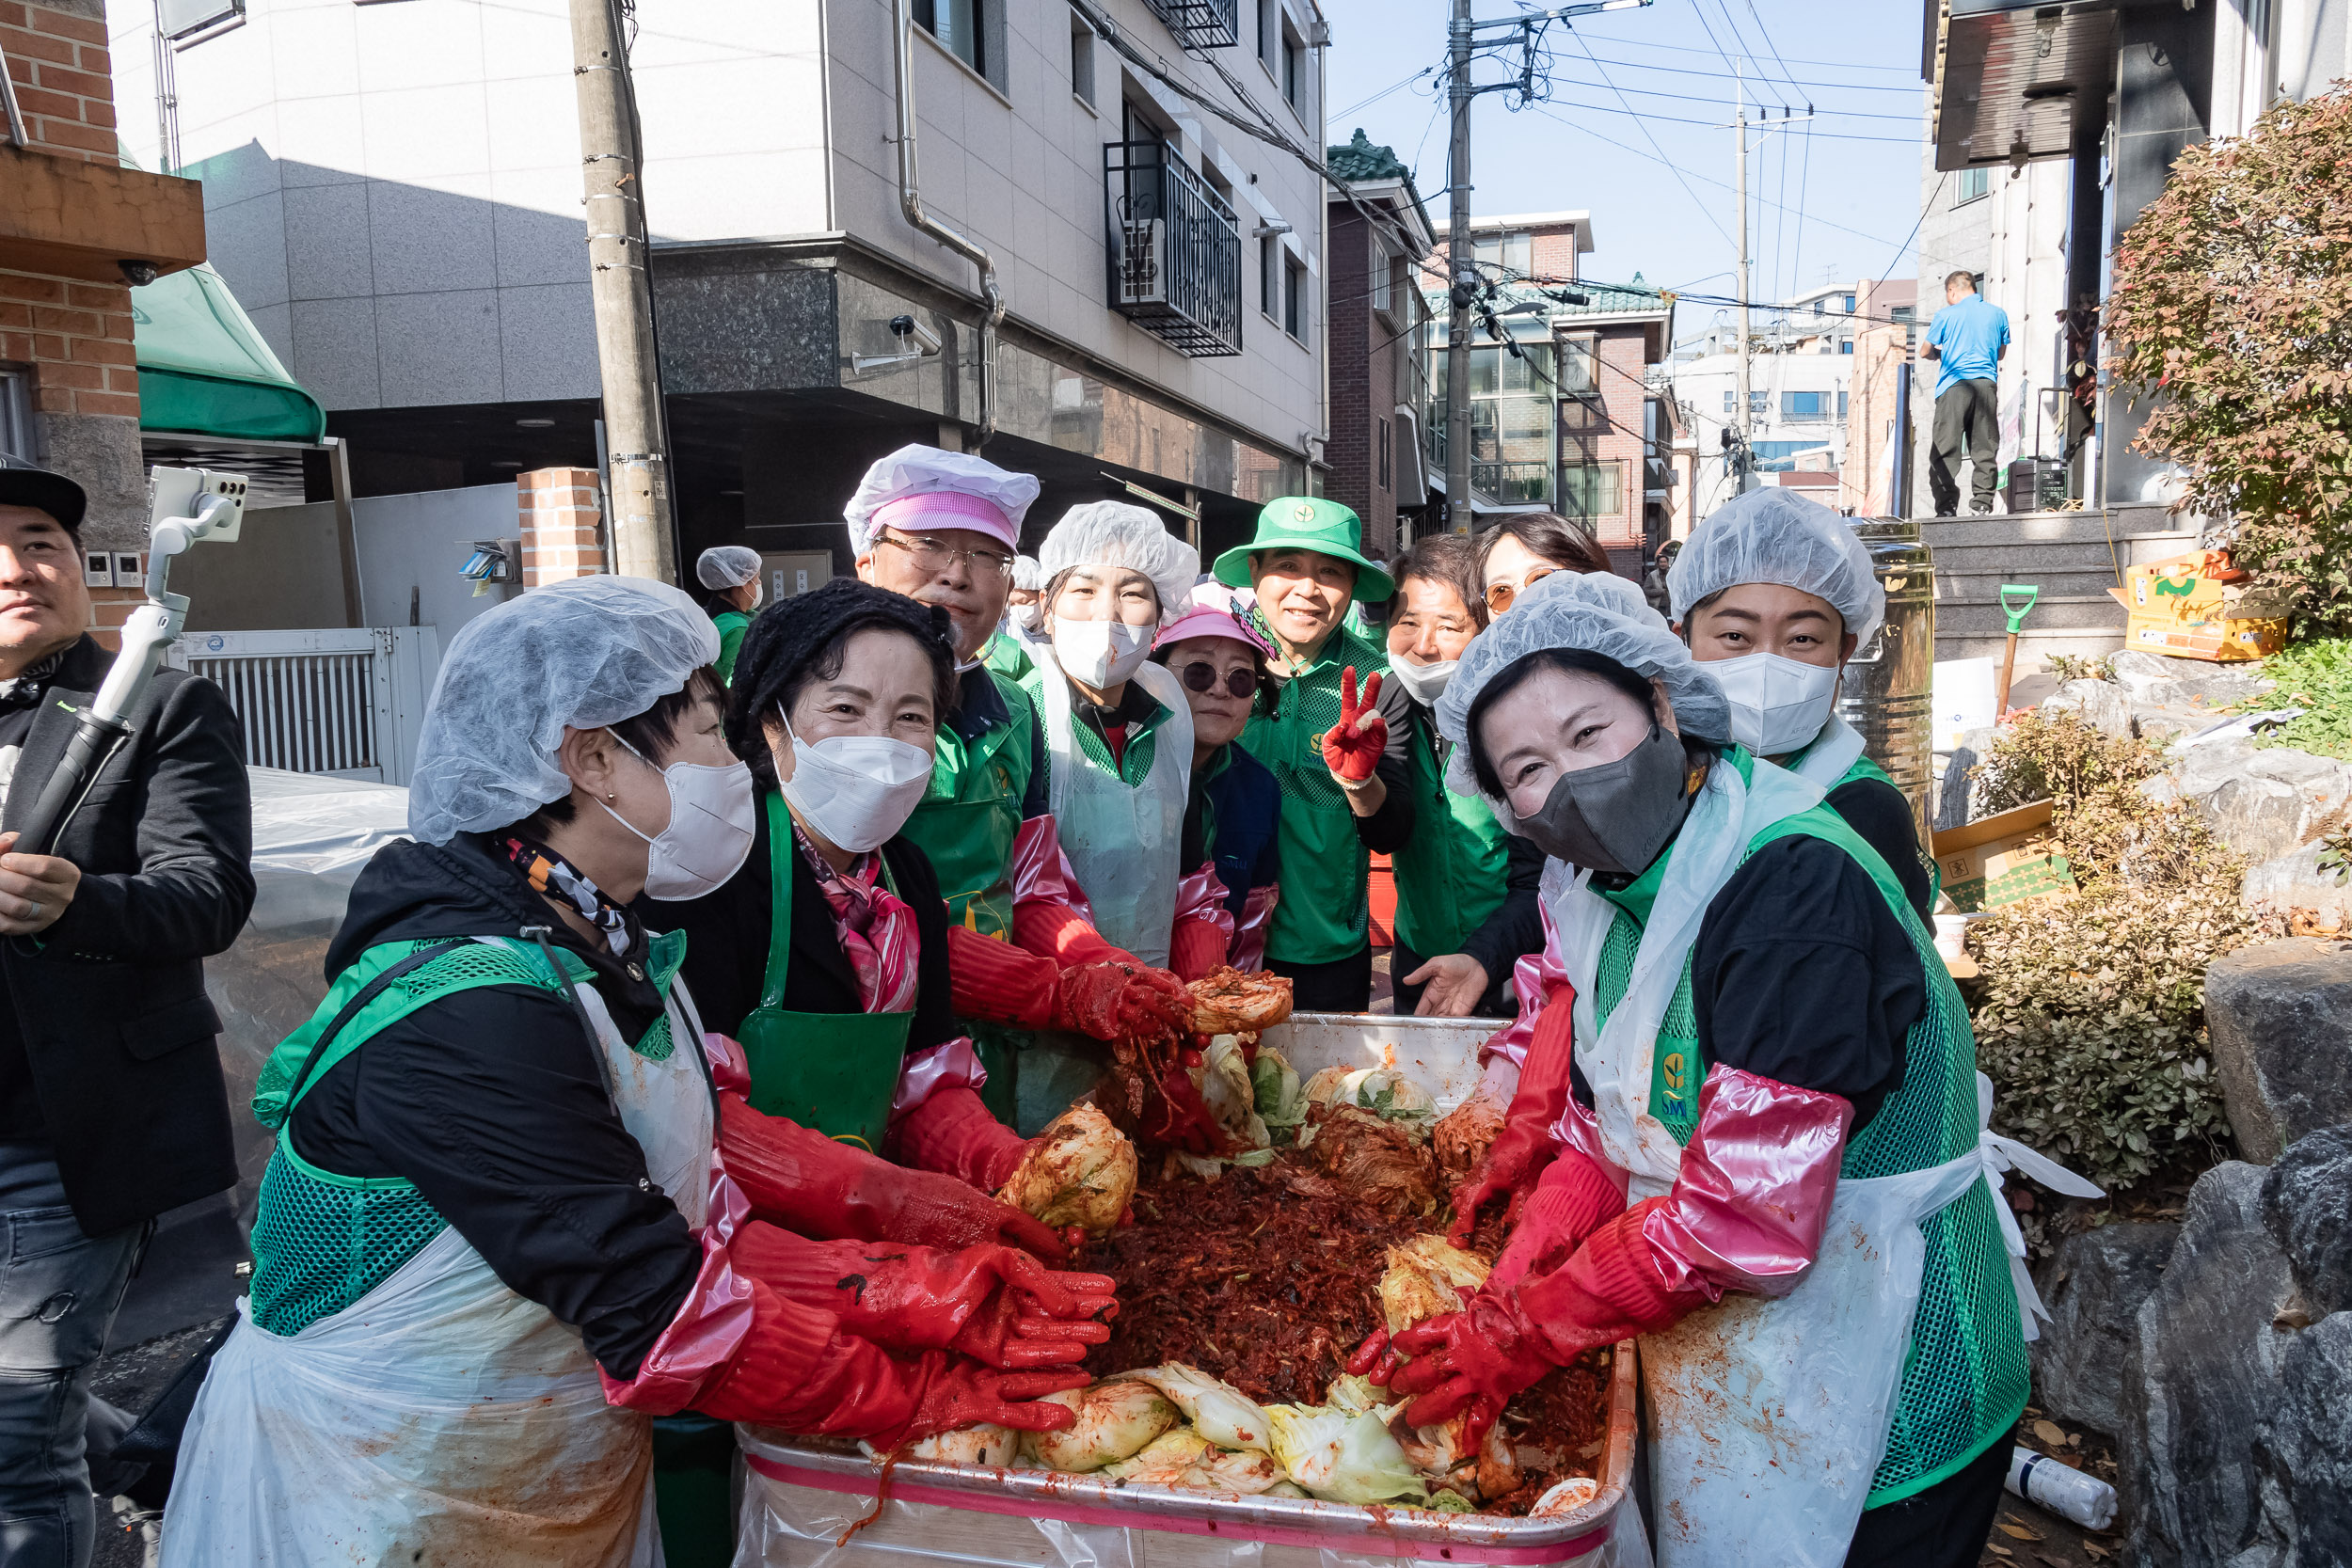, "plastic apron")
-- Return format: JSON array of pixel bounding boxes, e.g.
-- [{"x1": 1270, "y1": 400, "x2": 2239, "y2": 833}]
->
[
  {"x1": 162, "y1": 936, "x2": 717, "y2": 1568},
  {"x1": 1033, "y1": 650, "x2": 1193, "y2": 967},
  {"x1": 1538, "y1": 757, "x2": 2084, "y2": 1566},
  {"x1": 736, "y1": 790, "x2": 914, "y2": 1152}
]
